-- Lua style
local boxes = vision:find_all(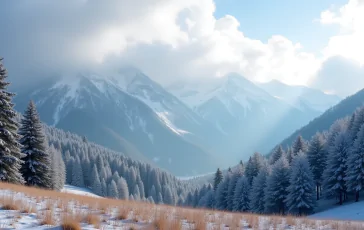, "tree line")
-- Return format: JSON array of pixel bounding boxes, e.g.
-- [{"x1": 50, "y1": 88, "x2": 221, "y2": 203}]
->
[{"x1": 184, "y1": 105, "x2": 364, "y2": 215}]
